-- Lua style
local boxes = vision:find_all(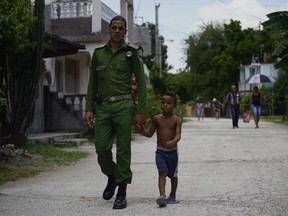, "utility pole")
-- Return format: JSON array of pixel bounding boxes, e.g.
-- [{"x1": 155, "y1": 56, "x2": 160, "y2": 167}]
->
[
  {"x1": 155, "y1": 4, "x2": 161, "y2": 76},
  {"x1": 120, "y1": 0, "x2": 134, "y2": 42}
]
